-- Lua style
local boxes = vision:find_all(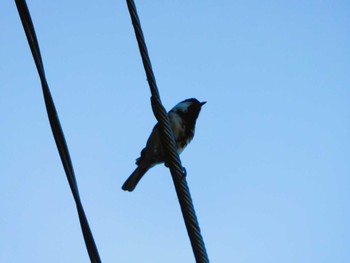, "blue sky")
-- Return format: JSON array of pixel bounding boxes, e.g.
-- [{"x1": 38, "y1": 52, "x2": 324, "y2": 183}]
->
[{"x1": 1, "y1": 1, "x2": 349, "y2": 262}]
